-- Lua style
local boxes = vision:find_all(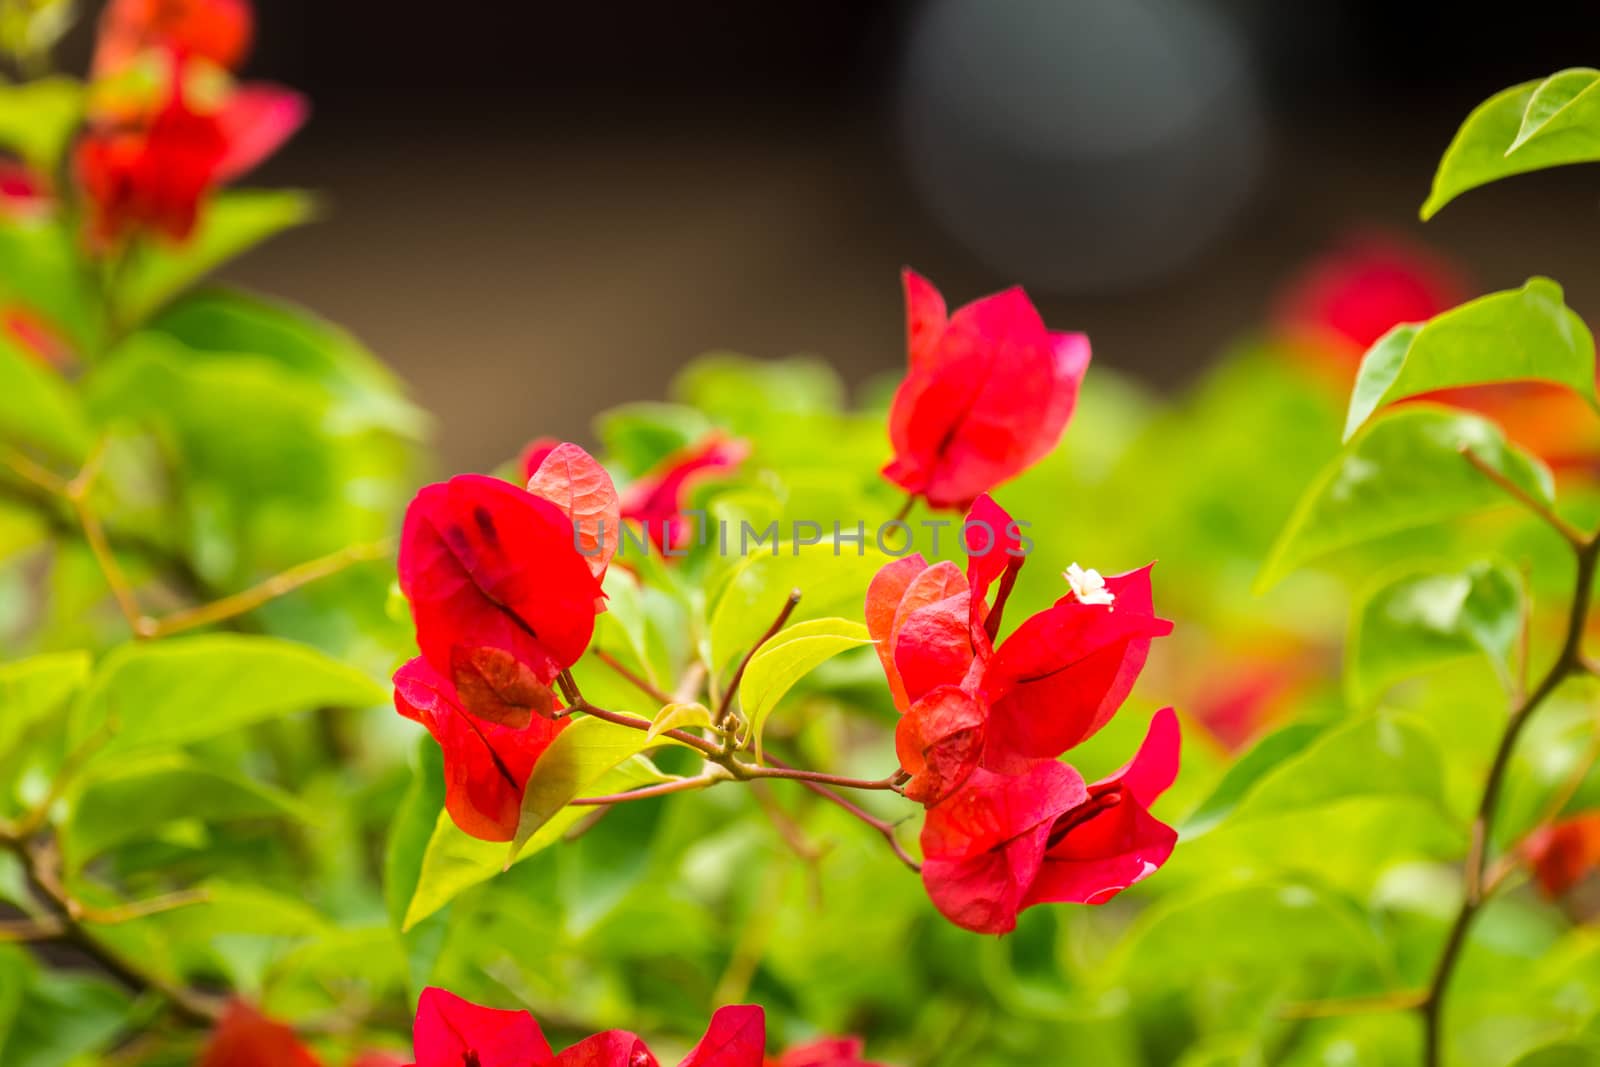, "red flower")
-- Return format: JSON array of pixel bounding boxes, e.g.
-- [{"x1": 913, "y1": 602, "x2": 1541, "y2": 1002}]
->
[
  {"x1": 1023, "y1": 707, "x2": 1180, "y2": 906},
  {"x1": 883, "y1": 270, "x2": 1090, "y2": 509},
  {"x1": 198, "y1": 1001, "x2": 322, "y2": 1067},
  {"x1": 766, "y1": 1037, "x2": 883, "y2": 1067},
  {"x1": 412, "y1": 987, "x2": 552, "y2": 1067},
  {"x1": 398, "y1": 468, "x2": 610, "y2": 725},
  {"x1": 895, "y1": 684, "x2": 986, "y2": 805},
  {"x1": 393, "y1": 658, "x2": 567, "y2": 842},
  {"x1": 410, "y1": 989, "x2": 763, "y2": 1067},
  {"x1": 919, "y1": 760, "x2": 1089, "y2": 934},
  {"x1": 979, "y1": 564, "x2": 1172, "y2": 773},
  {"x1": 94, "y1": 0, "x2": 254, "y2": 77},
  {"x1": 1523, "y1": 814, "x2": 1600, "y2": 899},
  {"x1": 619, "y1": 432, "x2": 748, "y2": 553},
  {"x1": 0, "y1": 161, "x2": 49, "y2": 221},
  {"x1": 75, "y1": 66, "x2": 304, "y2": 247}
]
